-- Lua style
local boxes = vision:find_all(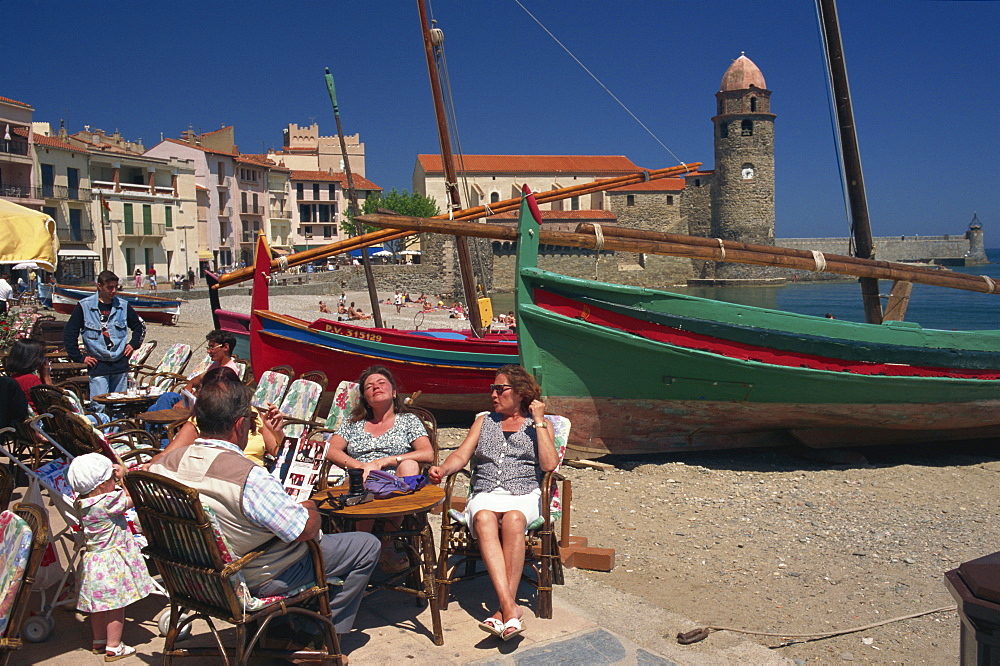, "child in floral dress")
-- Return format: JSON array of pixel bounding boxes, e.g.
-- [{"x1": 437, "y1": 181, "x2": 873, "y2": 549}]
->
[{"x1": 67, "y1": 453, "x2": 155, "y2": 661}]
